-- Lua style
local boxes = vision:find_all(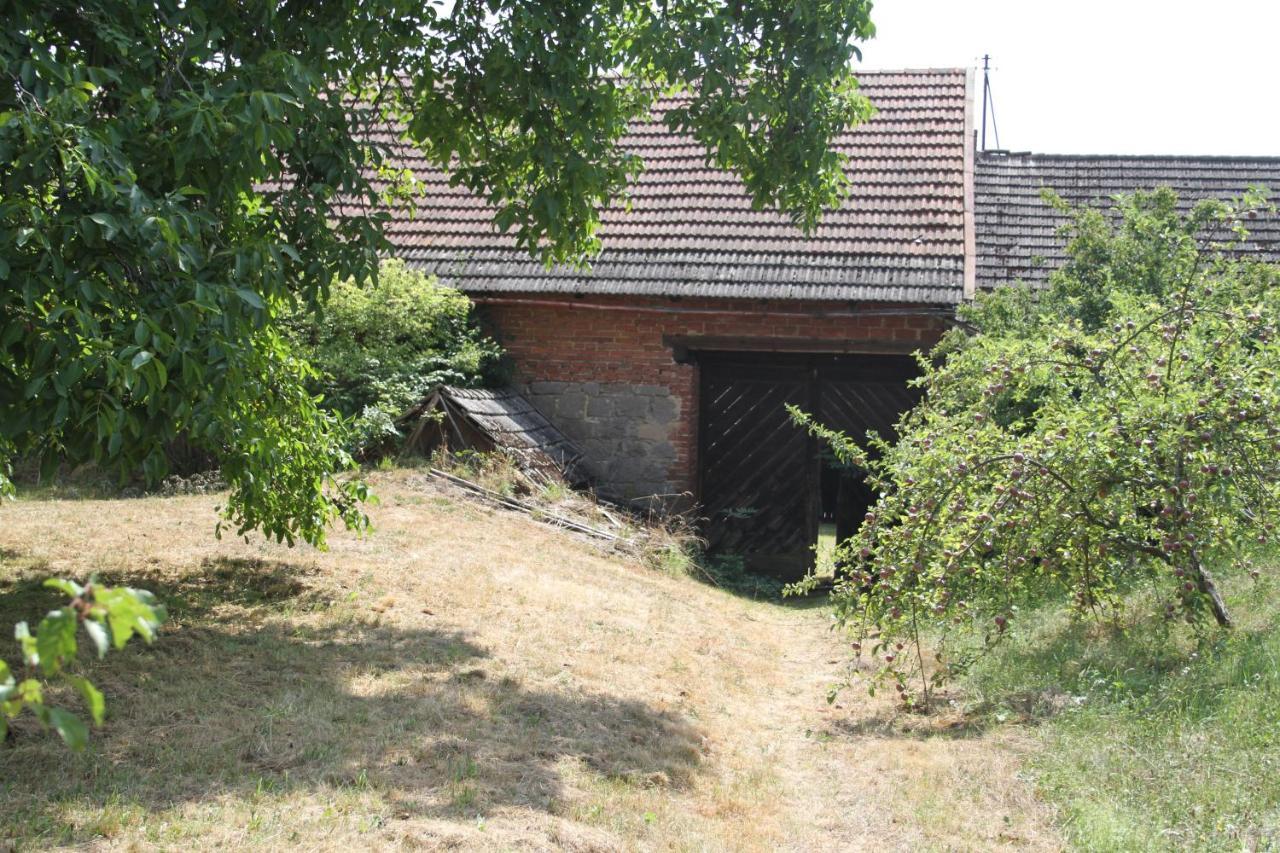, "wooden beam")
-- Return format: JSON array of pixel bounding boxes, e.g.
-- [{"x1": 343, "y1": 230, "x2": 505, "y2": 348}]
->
[
  {"x1": 963, "y1": 66, "x2": 978, "y2": 301},
  {"x1": 663, "y1": 335, "x2": 925, "y2": 358}
]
